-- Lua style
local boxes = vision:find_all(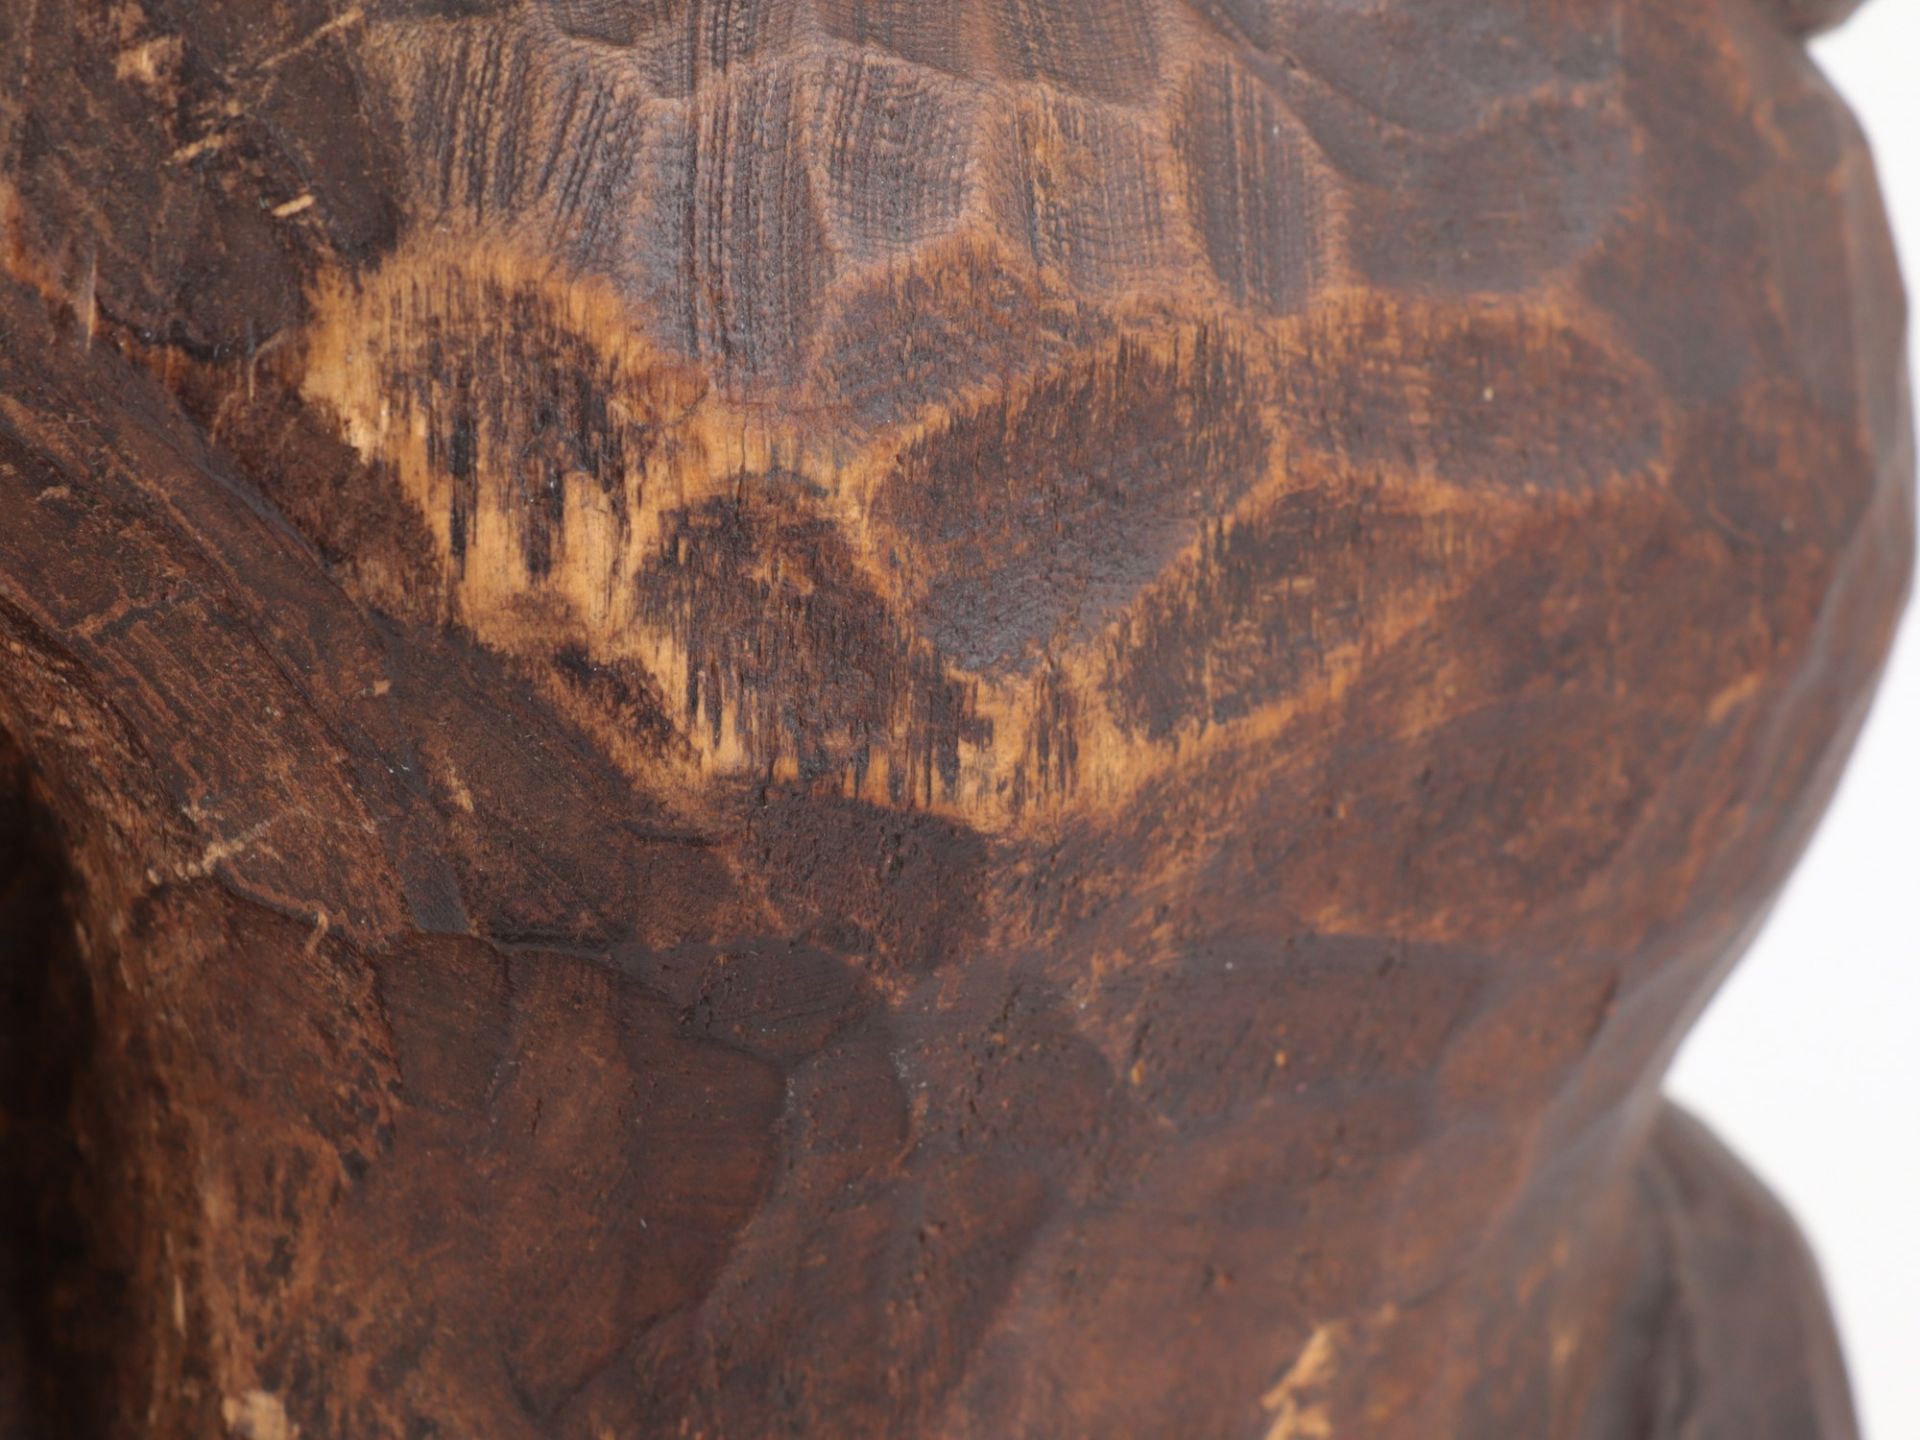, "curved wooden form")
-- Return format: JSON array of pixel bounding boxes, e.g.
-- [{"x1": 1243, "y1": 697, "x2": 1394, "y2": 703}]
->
[{"x1": 0, "y1": 1, "x2": 1911, "y2": 1436}]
